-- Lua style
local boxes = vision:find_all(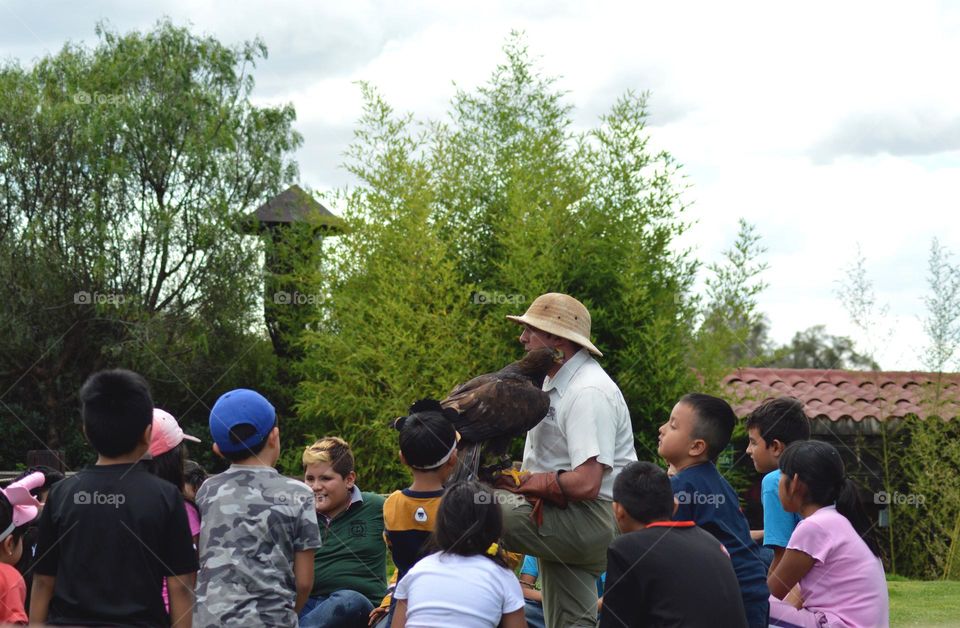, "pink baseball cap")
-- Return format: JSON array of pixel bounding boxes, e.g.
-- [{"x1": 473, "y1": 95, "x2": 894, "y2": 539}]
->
[{"x1": 149, "y1": 408, "x2": 201, "y2": 457}]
